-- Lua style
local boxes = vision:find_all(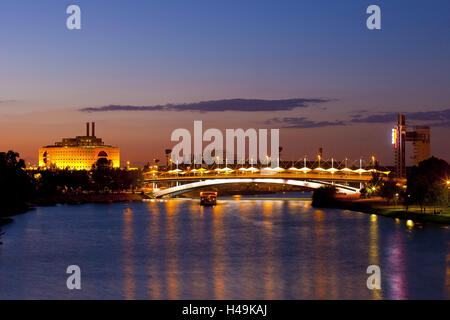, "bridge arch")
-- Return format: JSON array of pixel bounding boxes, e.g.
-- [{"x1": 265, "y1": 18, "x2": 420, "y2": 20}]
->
[{"x1": 152, "y1": 178, "x2": 359, "y2": 198}]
